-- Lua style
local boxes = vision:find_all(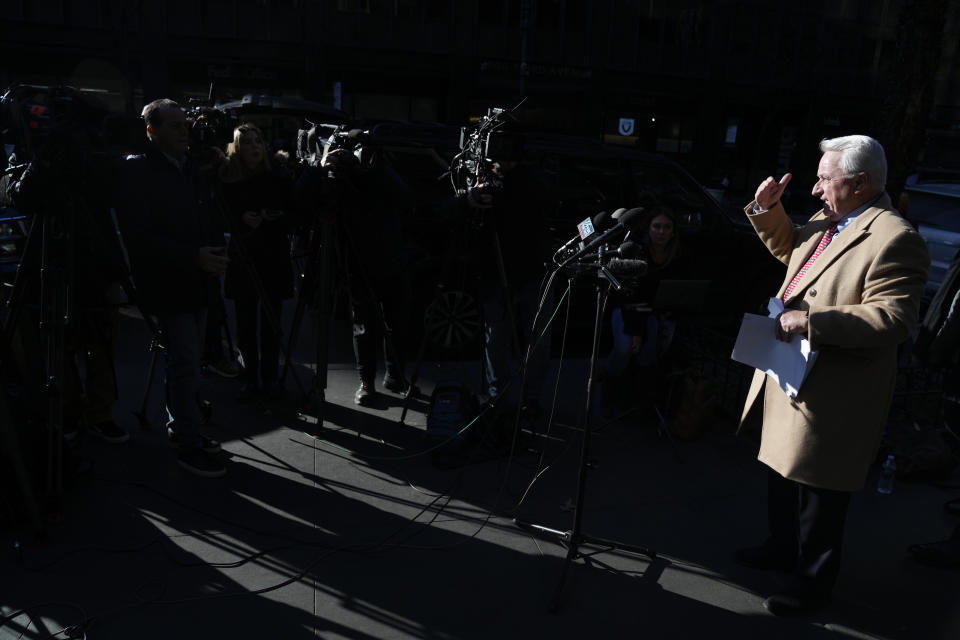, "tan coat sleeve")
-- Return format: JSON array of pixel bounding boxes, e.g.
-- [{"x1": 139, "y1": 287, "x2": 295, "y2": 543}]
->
[{"x1": 743, "y1": 200, "x2": 801, "y2": 266}]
